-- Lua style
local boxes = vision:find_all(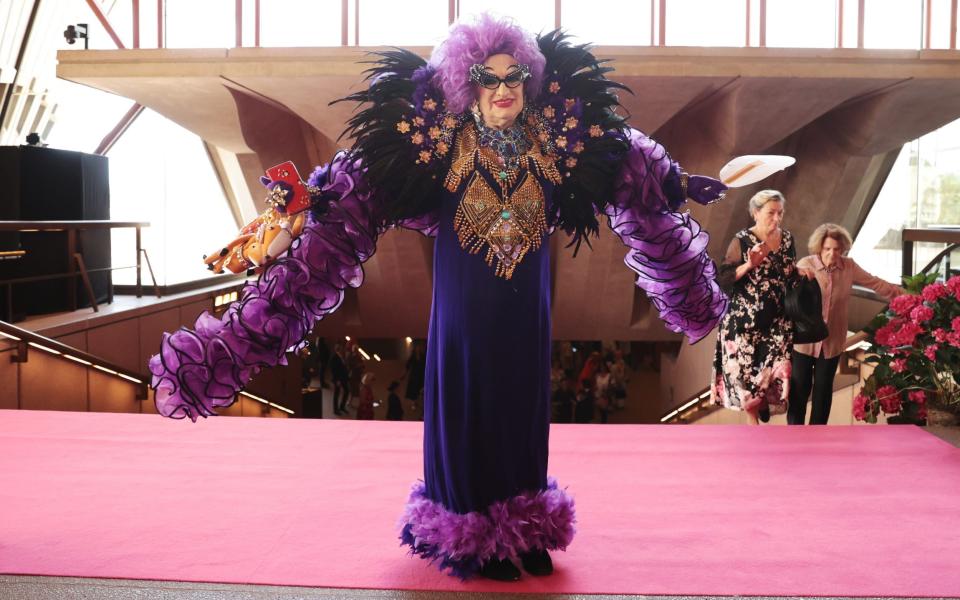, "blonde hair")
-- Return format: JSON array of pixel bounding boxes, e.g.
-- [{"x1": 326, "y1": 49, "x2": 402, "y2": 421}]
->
[
  {"x1": 808, "y1": 223, "x2": 853, "y2": 255},
  {"x1": 748, "y1": 189, "x2": 785, "y2": 217}
]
